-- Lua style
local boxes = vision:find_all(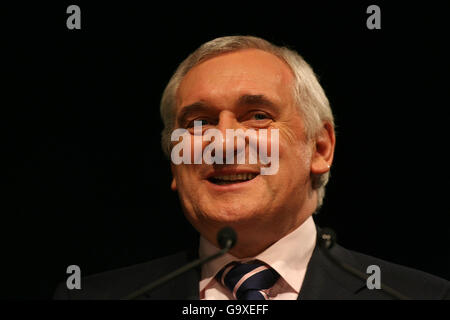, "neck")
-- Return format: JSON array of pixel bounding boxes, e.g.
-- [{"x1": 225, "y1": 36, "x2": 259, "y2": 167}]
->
[
  {"x1": 229, "y1": 215, "x2": 313, "y2": 258},
  {"x1": 198, "y1": 192, "x2": 318, "y2": 258}
]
